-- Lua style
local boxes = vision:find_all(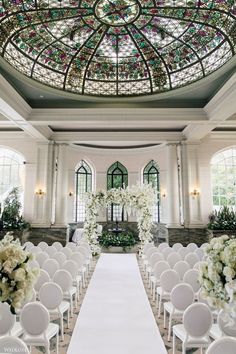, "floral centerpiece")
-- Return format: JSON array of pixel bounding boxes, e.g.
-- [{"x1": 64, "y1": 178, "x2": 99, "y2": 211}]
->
[
  {"x1": 199, "y1": 235, "x2": 236, "y2": 322},
  {"x1": 0, "y1": 232, "x2": 39, "y2": 313},
  {"x1": 98, "y1": 231, "x2": 139, "y2": 252}
]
